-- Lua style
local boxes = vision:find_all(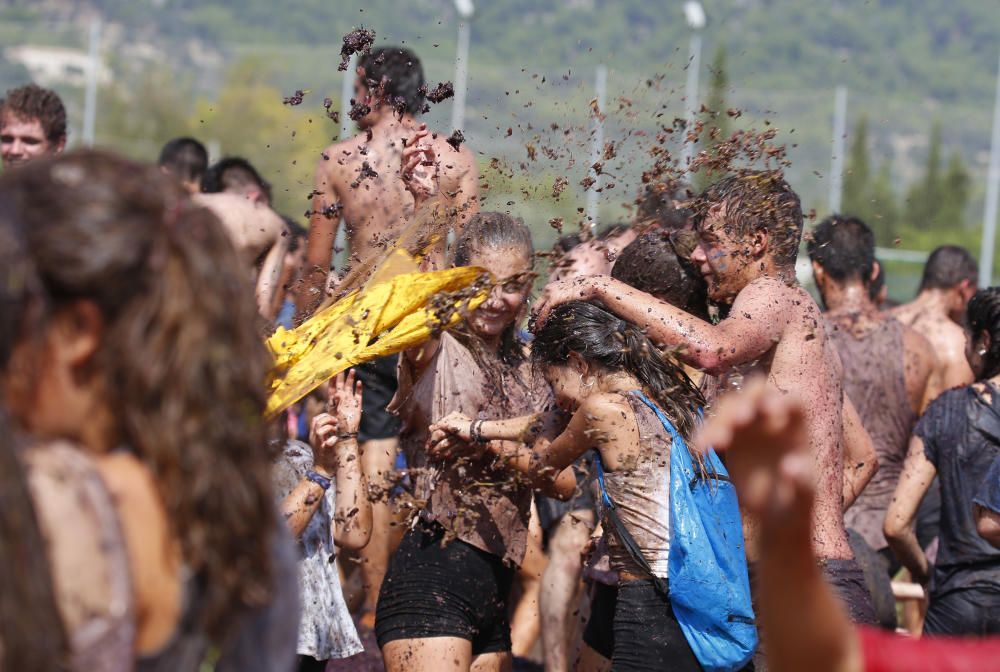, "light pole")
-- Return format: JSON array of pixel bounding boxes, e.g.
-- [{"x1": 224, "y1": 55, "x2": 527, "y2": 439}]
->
[
  {"x1": 981, "y1": 51, "x2": 1000, "y2": 288},
  {"x1": 829, "y1": 85, "x2": 848, "y2": 214},
  {"x1": 452, "y1": 0, "x2": 475, "y2": 133},
  {"x1": 586, "y1": 65, "x2": 608, "y2": 229},
  {"x1": 681, "y1": 1, "x2": 706, "y2": 172},
  {"x1": 82, "y1": 16, "x2": 101, "y2": 146}
]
